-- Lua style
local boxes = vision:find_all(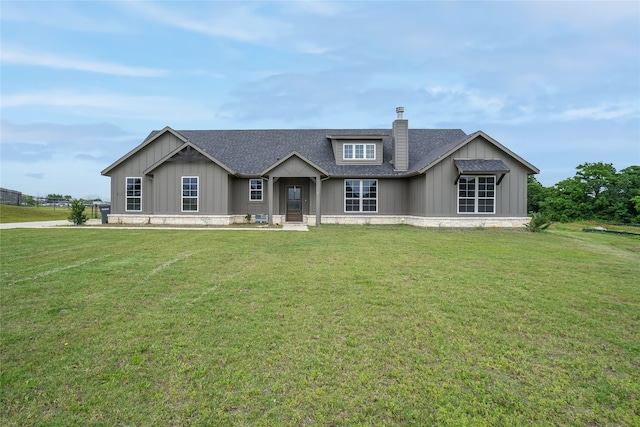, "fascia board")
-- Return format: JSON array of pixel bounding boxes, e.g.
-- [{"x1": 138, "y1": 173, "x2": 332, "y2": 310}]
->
[
  {"x1": 260, "y1": 151, "x2": 330, "y2": 177},
  {"x1": 418, "y1": 131, "x2": 540, "y2": 175},
  {"x1": 101, "y1": 126, "x2": 188, "y2": 175},
  {"x1": 143, "y1": 142, "x2": 236, "y2": 176}
]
